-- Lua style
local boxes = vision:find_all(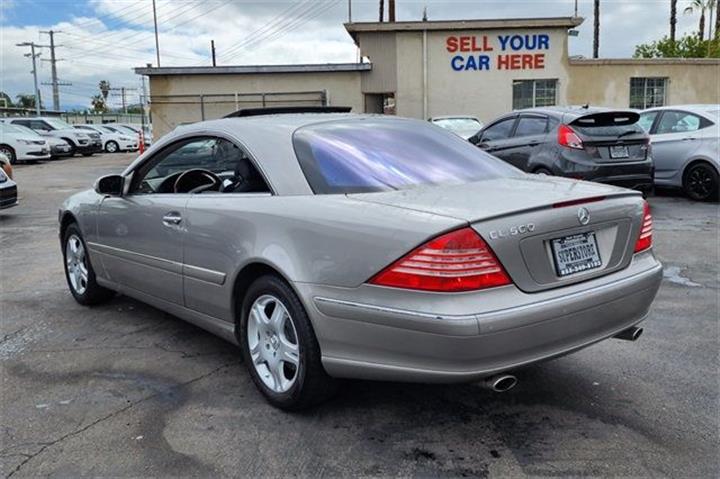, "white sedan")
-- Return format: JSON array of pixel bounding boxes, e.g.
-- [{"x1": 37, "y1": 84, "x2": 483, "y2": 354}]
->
[
  {"x1": 0, "y1": 122, "x2": 51, "y2": 164},
  {"x1": 73, "y1": 124, "x2": 138, "y2": 153}
]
